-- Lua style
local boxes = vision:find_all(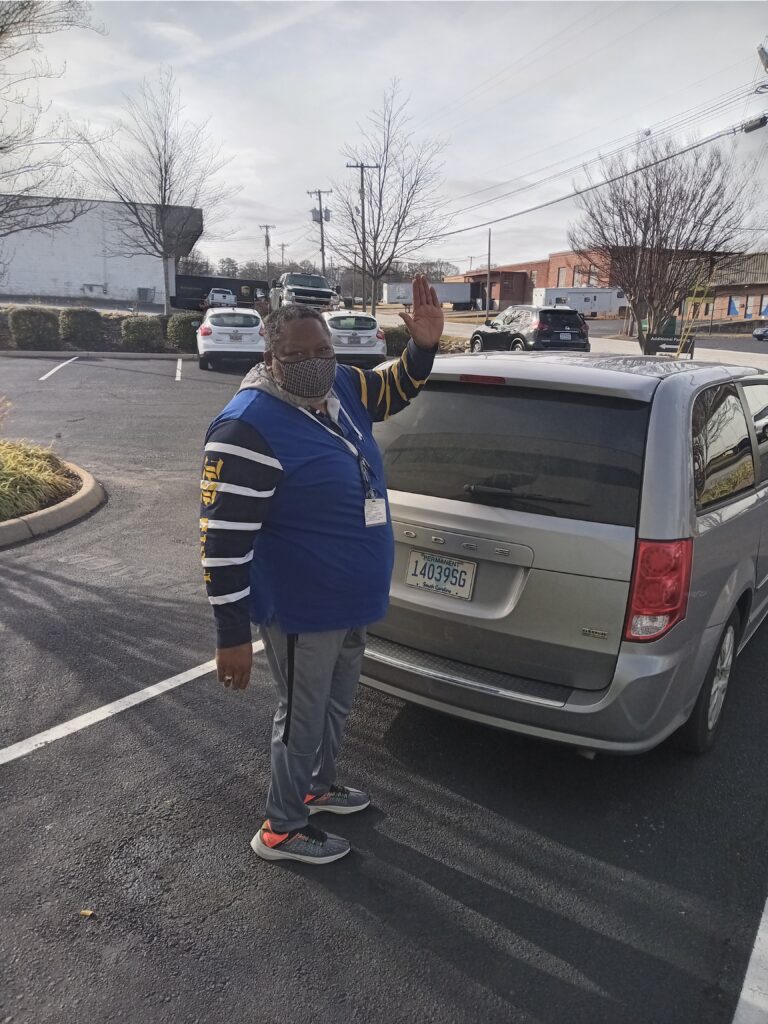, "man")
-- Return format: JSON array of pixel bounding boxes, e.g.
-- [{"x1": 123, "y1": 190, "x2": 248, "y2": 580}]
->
[{"x1": 200, "y1": 275, "x2": 443, "y2": 864}]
